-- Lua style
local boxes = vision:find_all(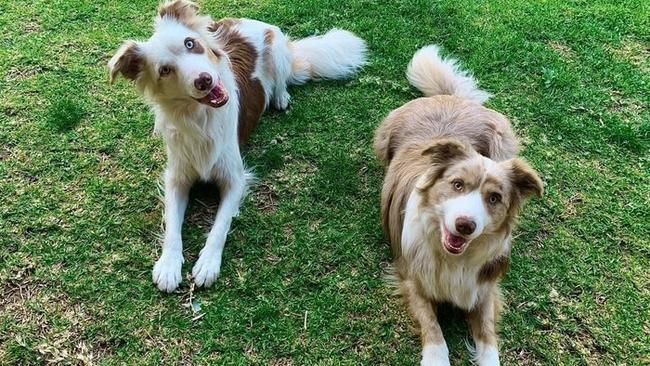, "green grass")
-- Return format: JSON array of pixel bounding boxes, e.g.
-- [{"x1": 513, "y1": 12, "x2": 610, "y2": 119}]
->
[{"x1": 1, "y1": 0, "x2": 648, "y2": 364}]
